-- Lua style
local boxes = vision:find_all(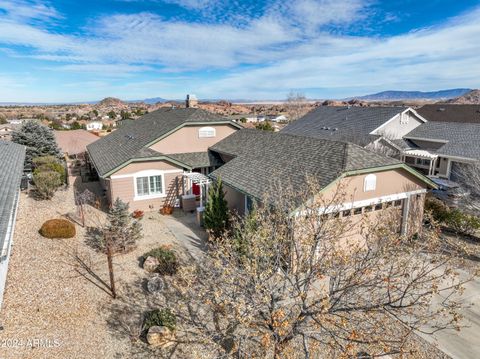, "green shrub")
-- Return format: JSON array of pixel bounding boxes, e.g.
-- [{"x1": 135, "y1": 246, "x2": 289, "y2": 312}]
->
[
  {"x1": 40, "y1": 219, "x2": 76, "y2": 238},
  {"x1": 33, "y1": 171, "x2": 62, "y2": 199},
  {"x1": 444, "y1": 209, "x2": 480, "y2": 236},
  {"x1": 33, "y1": 156, "x2": 66, "y2": 183},
  {"x1": 424, "y1": 197, "x2": 449, "y2": 222},
  {"x1": 144, "y1": 246, "x2": 178, "y2": 275},
  {"x1": 144, "y1": 308, "x2": 176, "y2": 331}
]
